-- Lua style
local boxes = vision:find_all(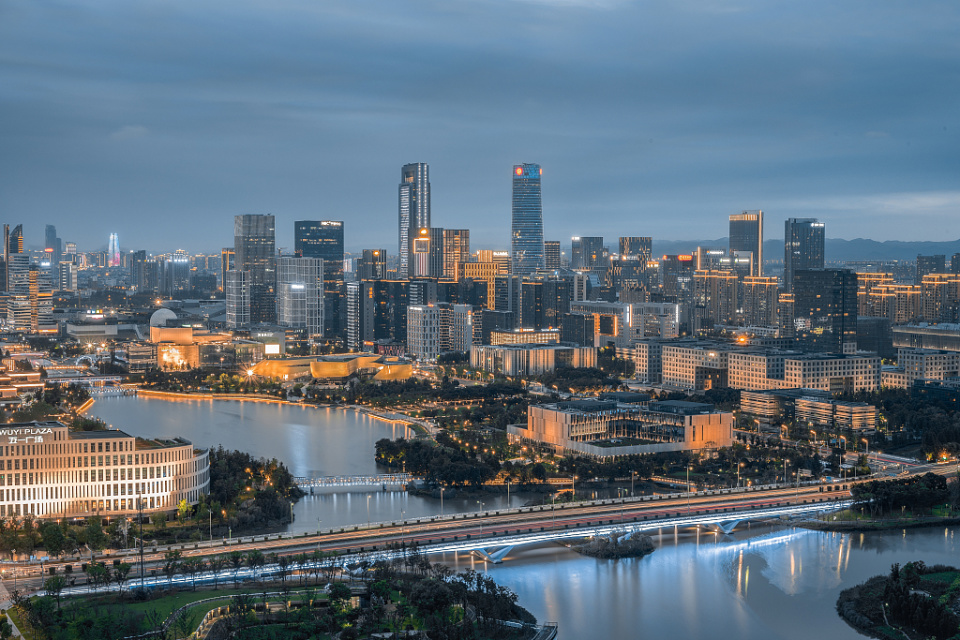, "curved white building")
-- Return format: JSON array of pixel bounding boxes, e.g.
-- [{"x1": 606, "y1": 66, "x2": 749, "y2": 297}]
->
[{"x1": 0, "y1": 422, "x2": 209, "y2": 519}]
